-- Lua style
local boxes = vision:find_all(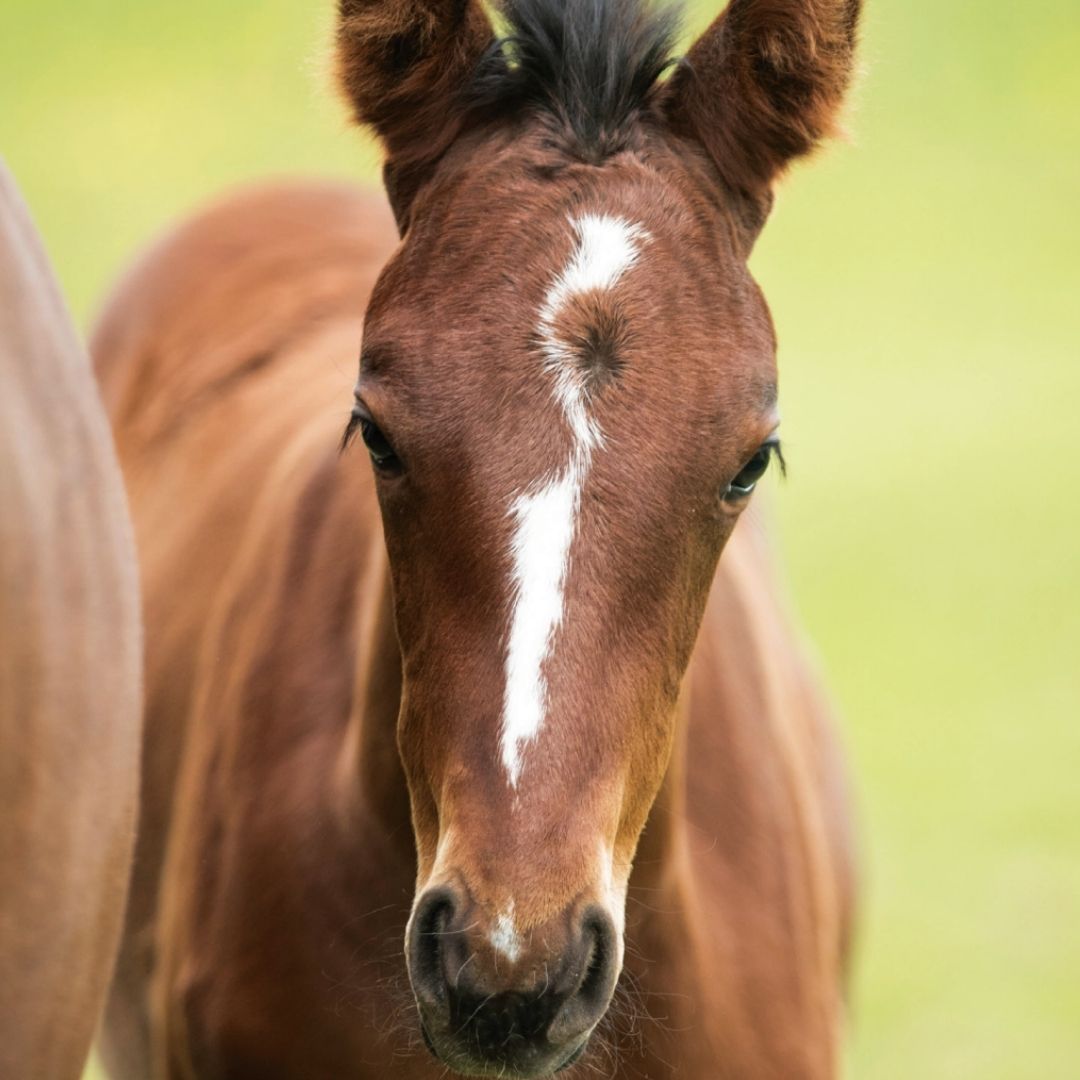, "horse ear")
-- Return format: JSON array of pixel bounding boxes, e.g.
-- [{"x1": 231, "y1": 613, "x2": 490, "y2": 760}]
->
[
  {"x1": 665, "y1": 0, "x2": 862, "y2": 228},
  {"x1": 336, "y1": 0, "x2": 495, "y2": 230}
]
